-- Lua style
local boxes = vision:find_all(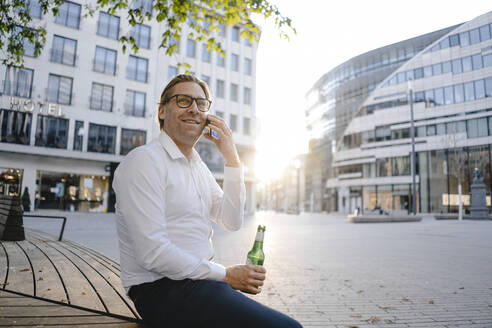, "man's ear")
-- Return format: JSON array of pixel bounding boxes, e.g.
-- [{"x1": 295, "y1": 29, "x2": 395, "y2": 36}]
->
[{"x1": 158, "y1": 104, "x2": 166, "y2": 120}]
